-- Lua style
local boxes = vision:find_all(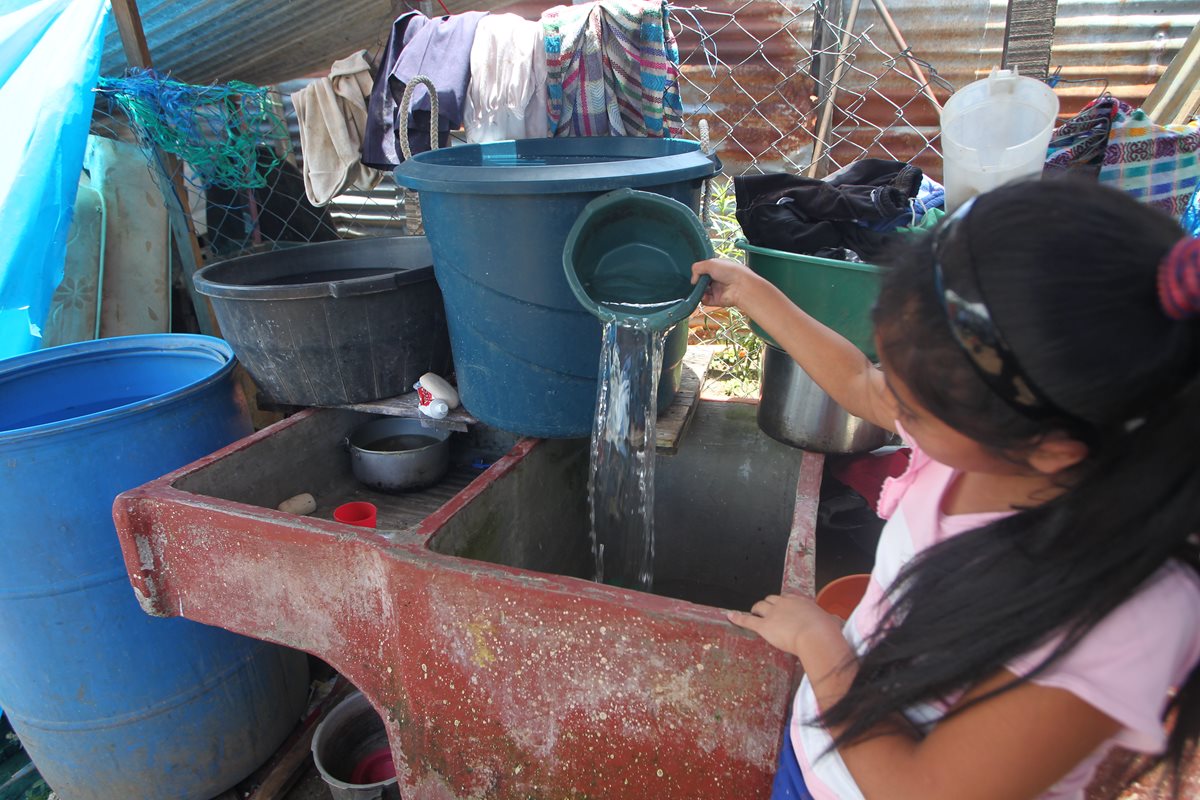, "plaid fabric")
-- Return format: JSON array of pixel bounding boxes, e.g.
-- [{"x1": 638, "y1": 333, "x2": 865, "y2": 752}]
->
[
  {"x1": 543, "y1": 0, "x2": 681, "y2": 137},
  {"x1": 1098, "y1": 104, "x2": 1200, "y2": 219},
  {"x1": 1044, "y1": 95, "x2": 1121, "y2": 173}
]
